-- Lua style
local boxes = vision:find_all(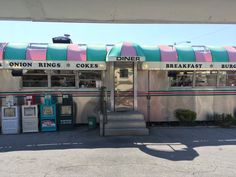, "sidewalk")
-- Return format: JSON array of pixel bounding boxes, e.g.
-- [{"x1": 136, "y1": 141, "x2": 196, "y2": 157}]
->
[{"x1": 0, "y1": 127, "x2": 236, "y2": 177}]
